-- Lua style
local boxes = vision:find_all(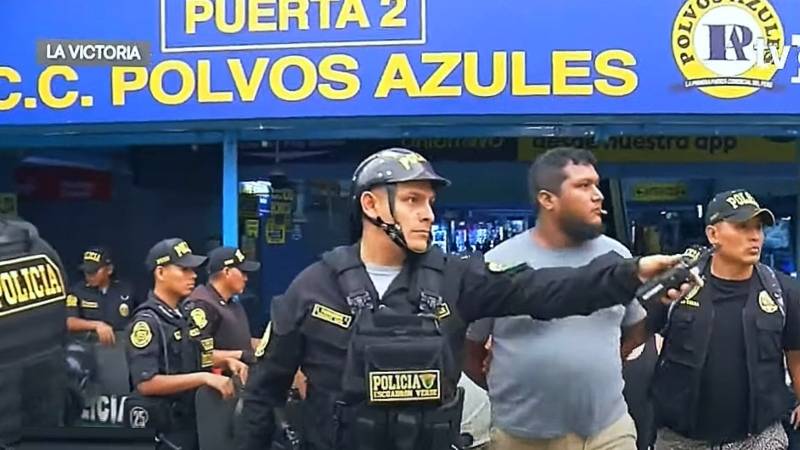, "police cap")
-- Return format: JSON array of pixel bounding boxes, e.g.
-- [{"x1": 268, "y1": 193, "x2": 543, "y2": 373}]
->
[
  {"x1": 145, "y1": 238, "x2": 207, "y2": 271},
  {"x1": 78, "y1": 246, "x2": 112, "y2": 274},
  {"x1": 207, "y1": 246, "x2": 260, "y2": 274},
  {"x1": 706, "y1": 189, "x2": 775, "y2": 226}
]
